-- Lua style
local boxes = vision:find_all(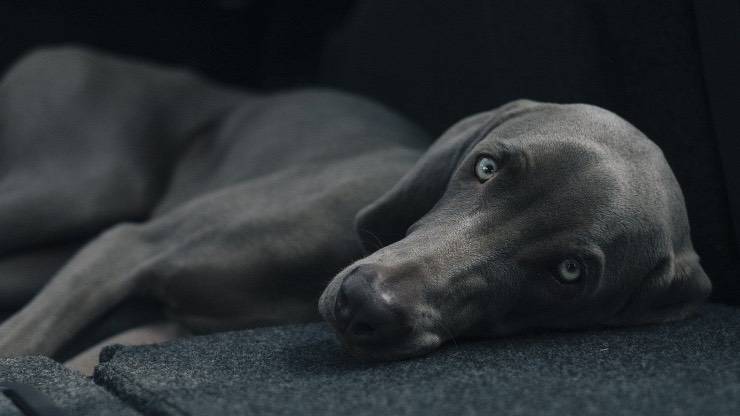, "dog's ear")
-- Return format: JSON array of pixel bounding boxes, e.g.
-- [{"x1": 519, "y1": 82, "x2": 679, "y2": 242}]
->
[
  {"x1": 354, "y1": 99, "x2": 538, "y2": 252},
  {"x1": 607, "y1": 246, "x2": 712, "y2": 326}
]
